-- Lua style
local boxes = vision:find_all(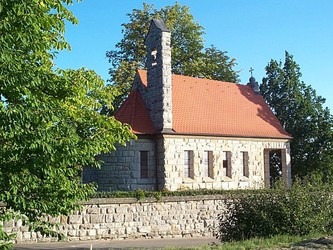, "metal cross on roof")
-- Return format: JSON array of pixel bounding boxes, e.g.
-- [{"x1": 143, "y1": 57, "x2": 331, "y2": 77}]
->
[{"x1": 249, "y1": 67, "x2": 254, "y2": 77}]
